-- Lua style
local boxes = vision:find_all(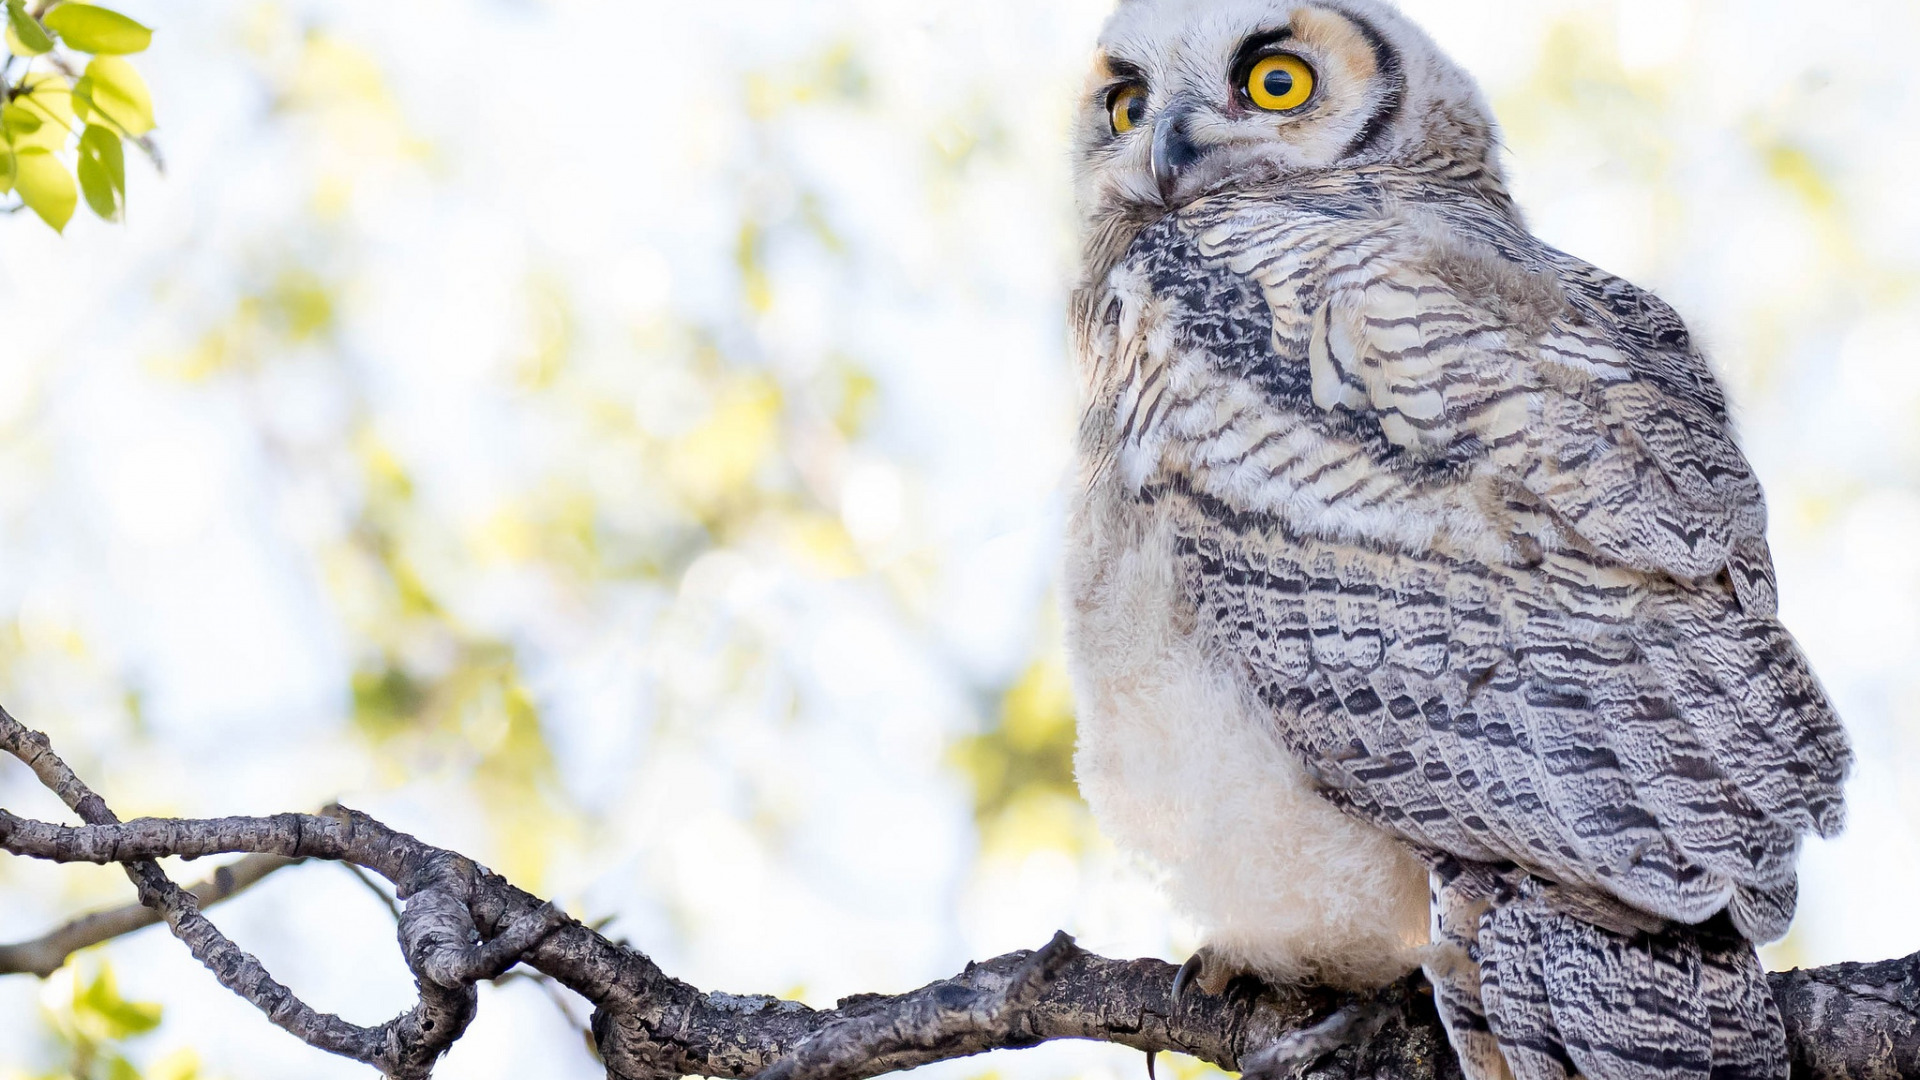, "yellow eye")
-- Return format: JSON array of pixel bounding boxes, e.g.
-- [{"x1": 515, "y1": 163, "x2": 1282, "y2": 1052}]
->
[
  {"x1": 1245, "y1": 54, "x2": 1315, "y2": 112},
  {"x1": 1109, "y1": 85, "x2": 1147, "y2": 134}
]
